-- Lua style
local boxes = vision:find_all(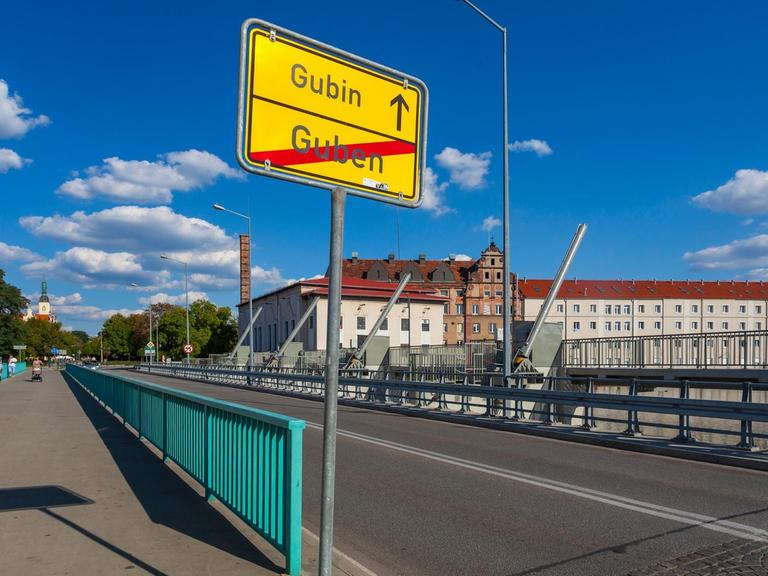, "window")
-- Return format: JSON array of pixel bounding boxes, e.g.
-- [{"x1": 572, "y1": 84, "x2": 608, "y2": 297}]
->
[
  {"x1": 379, "y1": 318, "x2": 388, "y2": 331},
  {"x1": 624, "y1": 305, "x2": 631, "y2": 314},
  {"x1": 573, "y1": 321, "x2": 581, "y2": 331},
  {"x1": 722, "y1": 321, "x2": 729, "y2": 330},
  {"x1": 456, "y1": 304, "x2": 465, "y2": 314},
  {"x1": 573, "y1": 304, "x2": 581, "y2": 313},
  {"x1": 483, "y1": 304, "x2": 491, "y2": 315},
  {"x1": 471, "y1": 304, "x2": 479, "y2": 315},
  {"x1": 692, "y1": 304, "x2": 699, "y2": 313},
  {"x1": 740, "y1": 322, "x2": 747, "y2": 330},
  {"x1": 589, "y1": 304, "x2": 597, "y2": 313},
  {"x1": 488, "y1": 322, "x2": 497, "y2": 334},
  {"x1": 495, "y1": 304, "x2": 502, "y2": 315},
  {"x1": 654, "y1": 305, "x2": 662, "y2": 314},
  {"x1": 589, "y1": 321, "x2": 597, "y2": 330},
  {"x1": 421, "y1": 319, "x2": 430, "y2": 332},
  {"x1": 614, "y1": 305, "x2": 621, "y2": 314},
  {"x1": 443, "y1": 323, "x2": 448, "y2": 333},
  {"x1": 707, "y1": 321, "x2": 714, "y2": 330},
  {"x1": 457, "y1": 323, "x2": 463, "y2": 333},
  {"x1": 443, "y1": 303, "x2": 450, "y2": 314},
  {"x1": 484, "y1": 271, "x2": 489, "y2": 280},
  {"x1": 496, "y1": 271, "x2": 502, "y2": 281},
  {"x1": 675, "y1": 321, "x2": 682, "y2": 329},
  {"x1": 654, "y1": 321, "x2": 661, "y2": 329},
  {"x1": 401, "y1": 318, "x2": 409, "y2": 331},
  {"x1": 638, "y1": 321, "x2": 645, "y2": 329},
  {"x1": 722, "y1": 305, "x2": 729, "y2": 313},
  {"x1": 309, "y1": 315, "x2": 314, "y2": 329},
  {"x1": 638, "y1": 304, "x2": 645, "y2": 313},
  {"x1": 604, "y1": 321, "x2": 611, "y2": 331},
  {"x1": 440, "y1": 289, "x2": 448, "y2": 296},
  {"x1": 605, "y1": 305, "x2": 612, "y2": 314},
  {"x1": 457, "y1": 289, "x2": 465, "y2": 296},
  {"x1": 614, "y1": 321, "x2": 621, "y2": 330},
  {"x1": 675, "y1": 304, "x2": 682, "y2": 313},
  {"x1": 472, "y1": 323, "x2": 480, "y2": 334},
  {"x1": 624, "y1": 321, "x2": 631, "y2": 331},
  {"x1": 490, "y1": 258, "x2": 495, "y2": 265},
  {"x1": 495, "y1": 290, "x2": 502, "y2": 297},
  {"x1": 284, "y1": 320, "x2": 289, "y2": 339},
  {"x1": 757, "y1": 321, "x2": 763, "y2": 330},
  {"x1": 356, "y1": 316, "x2": 366, "y2": 330},
  {"x1": 757, "y1": 305, "x2": 763, "y2": 314},
  {"x1": 691, "y1": 321, "x2": 699, "y2": 330},
  {"x1": 739, "y1": 305, "x2": 747, "y2": 314},
  {"x1": 707, "y1": 305, "x2": 714, "y2": 313},
  {"x1": 484, "y1": 290, "x2": 491, "y2": 297},
  {"x1": 556, "y1": 304, "x2": 564, "y2": 313},
  {"x1": 339, "y1": 316, "x2": 343, "y2": 329}
]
